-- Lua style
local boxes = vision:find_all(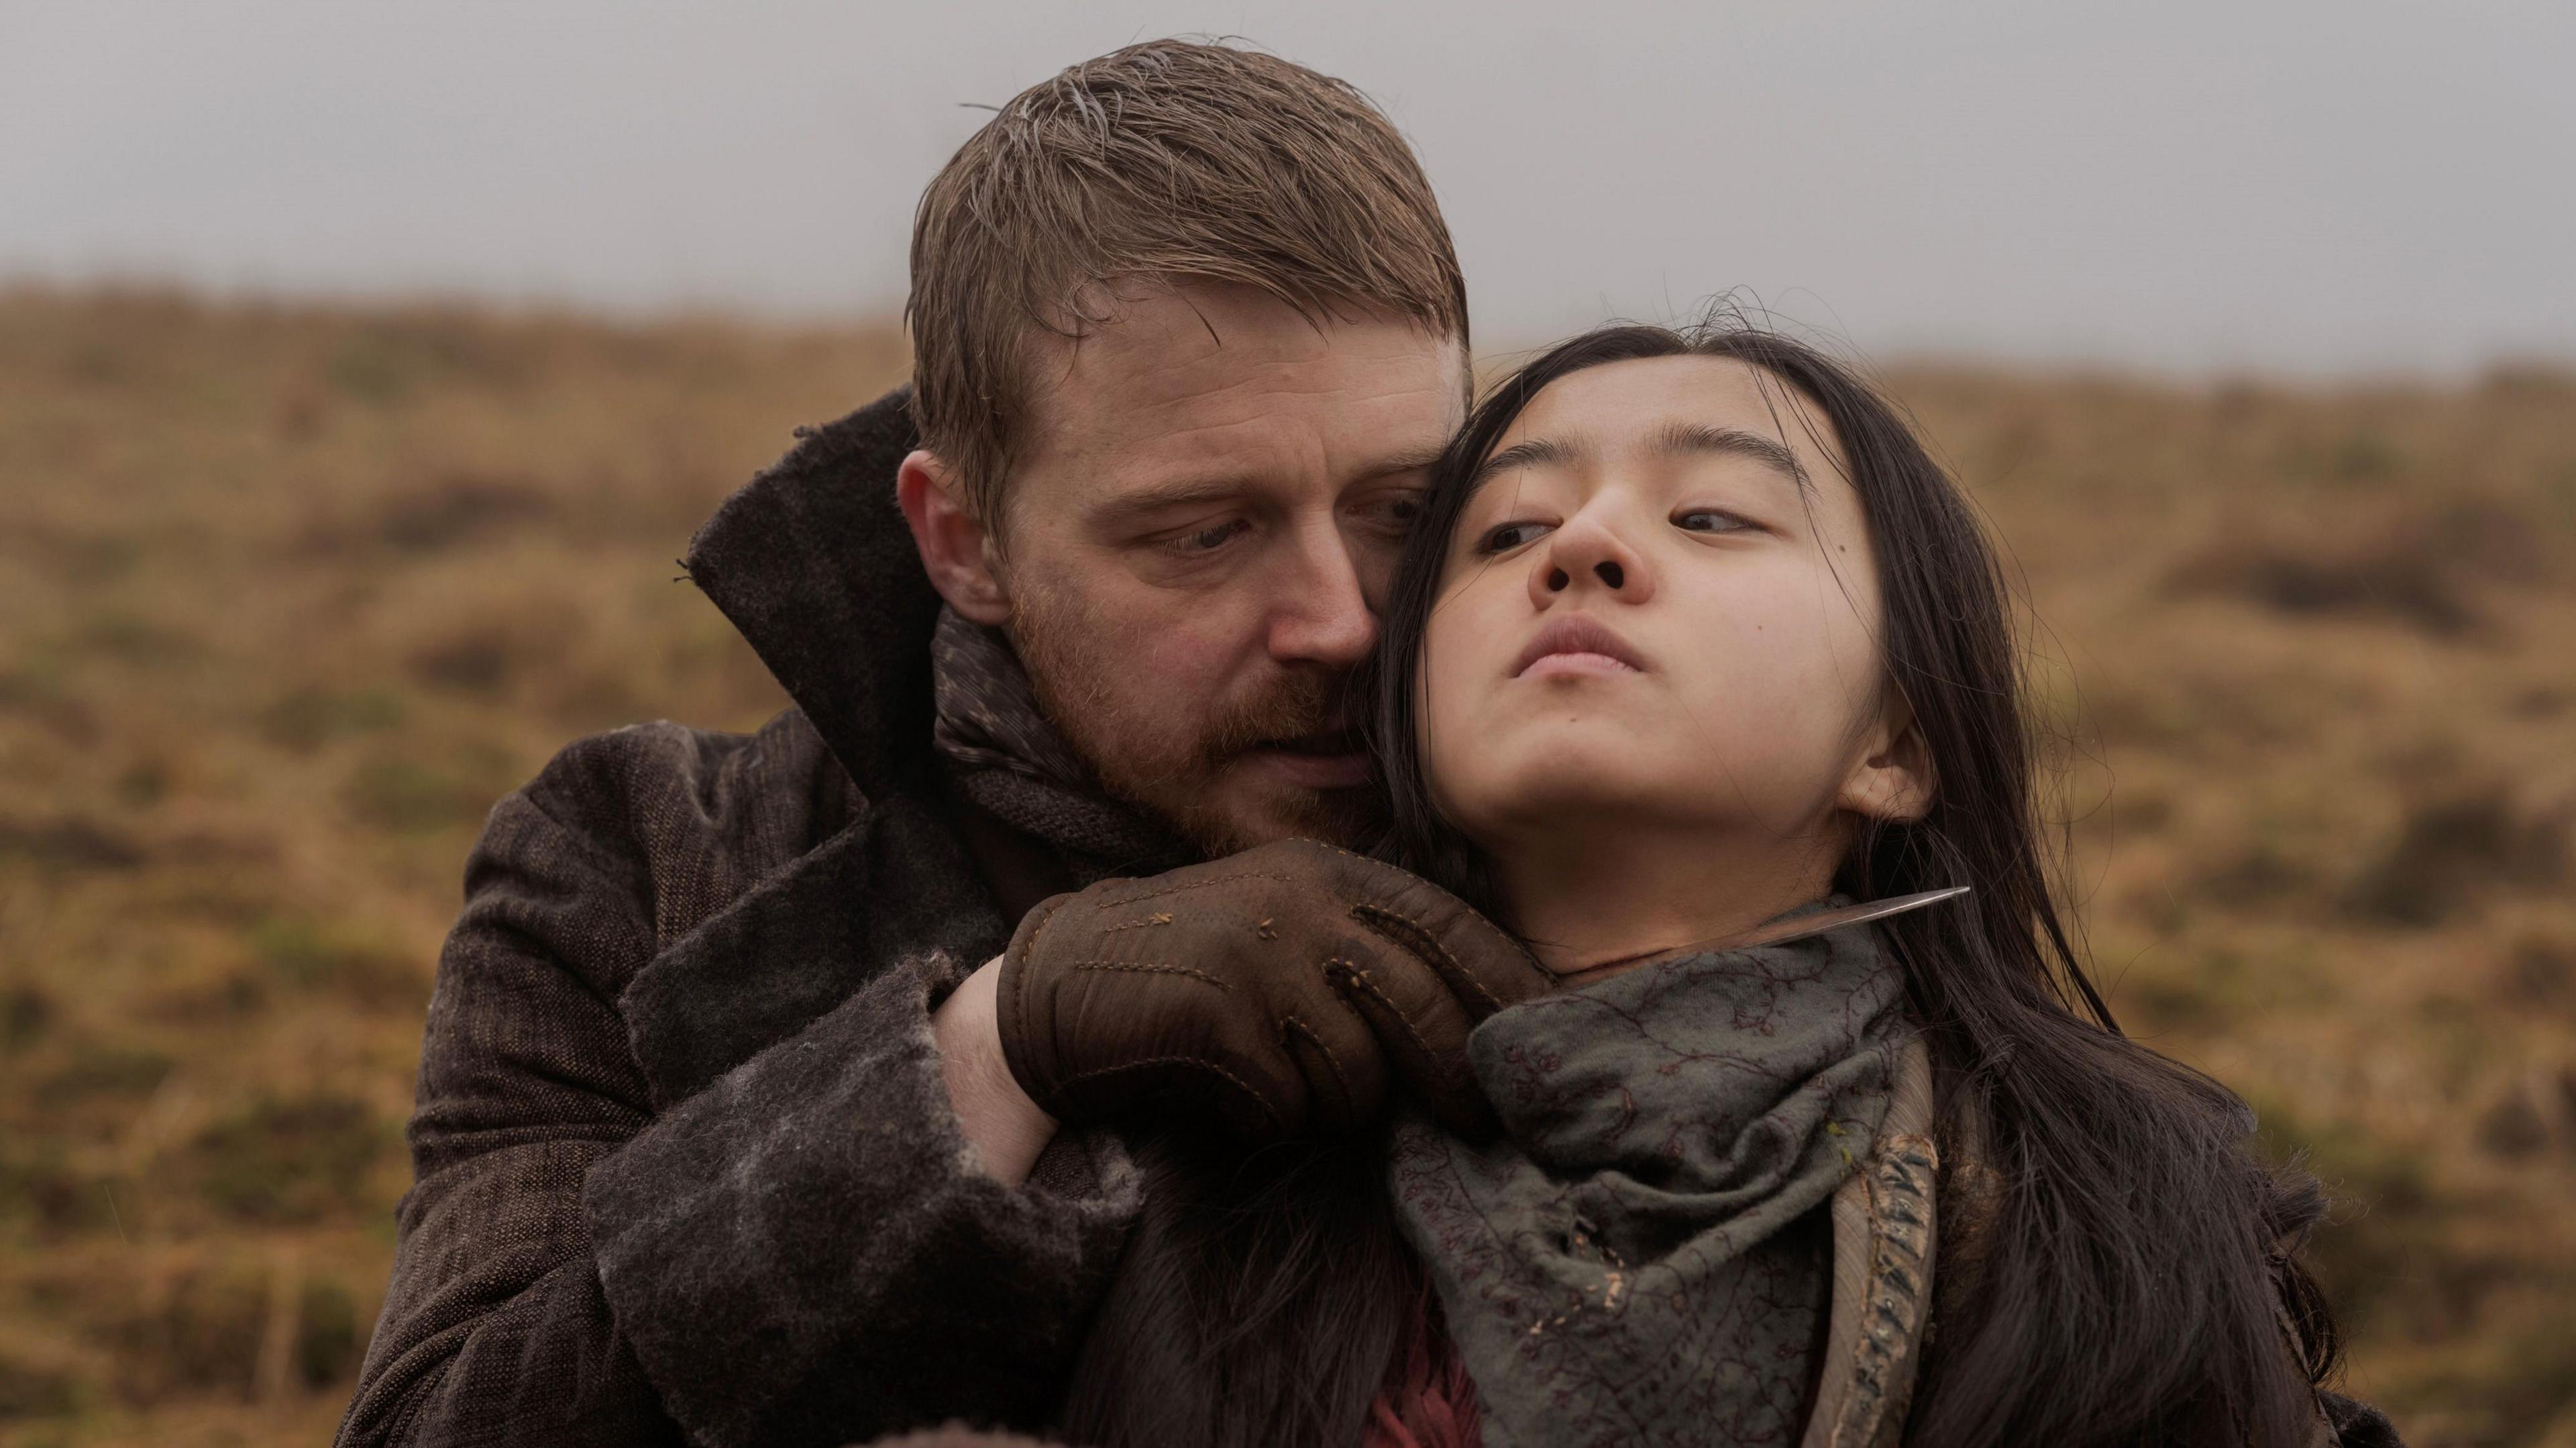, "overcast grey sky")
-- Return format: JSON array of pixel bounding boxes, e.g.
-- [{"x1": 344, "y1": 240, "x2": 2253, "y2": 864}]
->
[{"x1": 4, "y1": 1, "x2": 2569, "y2": 375}]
